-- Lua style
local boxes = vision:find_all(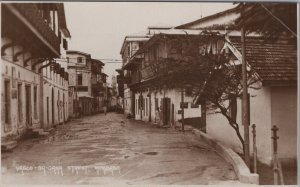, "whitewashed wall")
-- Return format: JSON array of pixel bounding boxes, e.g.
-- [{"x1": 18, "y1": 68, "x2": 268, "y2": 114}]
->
[
  {"x1": 134, "y1": 88, "x2": 201, "y2": 124},
  {"x1": 271, "y1": 87, "x2": 297, "y2": 162},
  {"x1": 206, "y1": 85, "x2": 297, "y2": 165},
  {"x1": 1, "y1": 38, "x2": 40, "y2": 138}
]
